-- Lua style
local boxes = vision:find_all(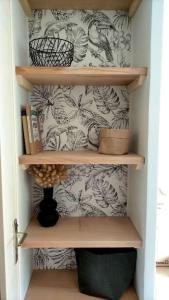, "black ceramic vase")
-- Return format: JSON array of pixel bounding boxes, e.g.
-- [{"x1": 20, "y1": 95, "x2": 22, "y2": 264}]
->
[{"x1": 37, "y1": 187, "x2": 59, "y2": 227}]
